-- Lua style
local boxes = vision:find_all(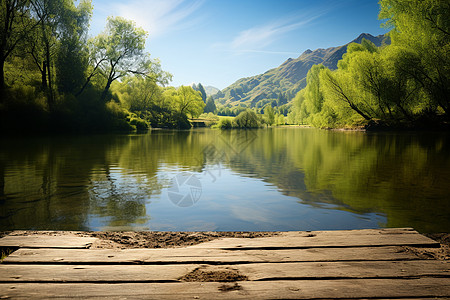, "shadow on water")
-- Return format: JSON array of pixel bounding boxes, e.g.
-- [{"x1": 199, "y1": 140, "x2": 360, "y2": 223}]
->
[{"x1": 0, "y1": 128, "x2": 449, "y2": 232}]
